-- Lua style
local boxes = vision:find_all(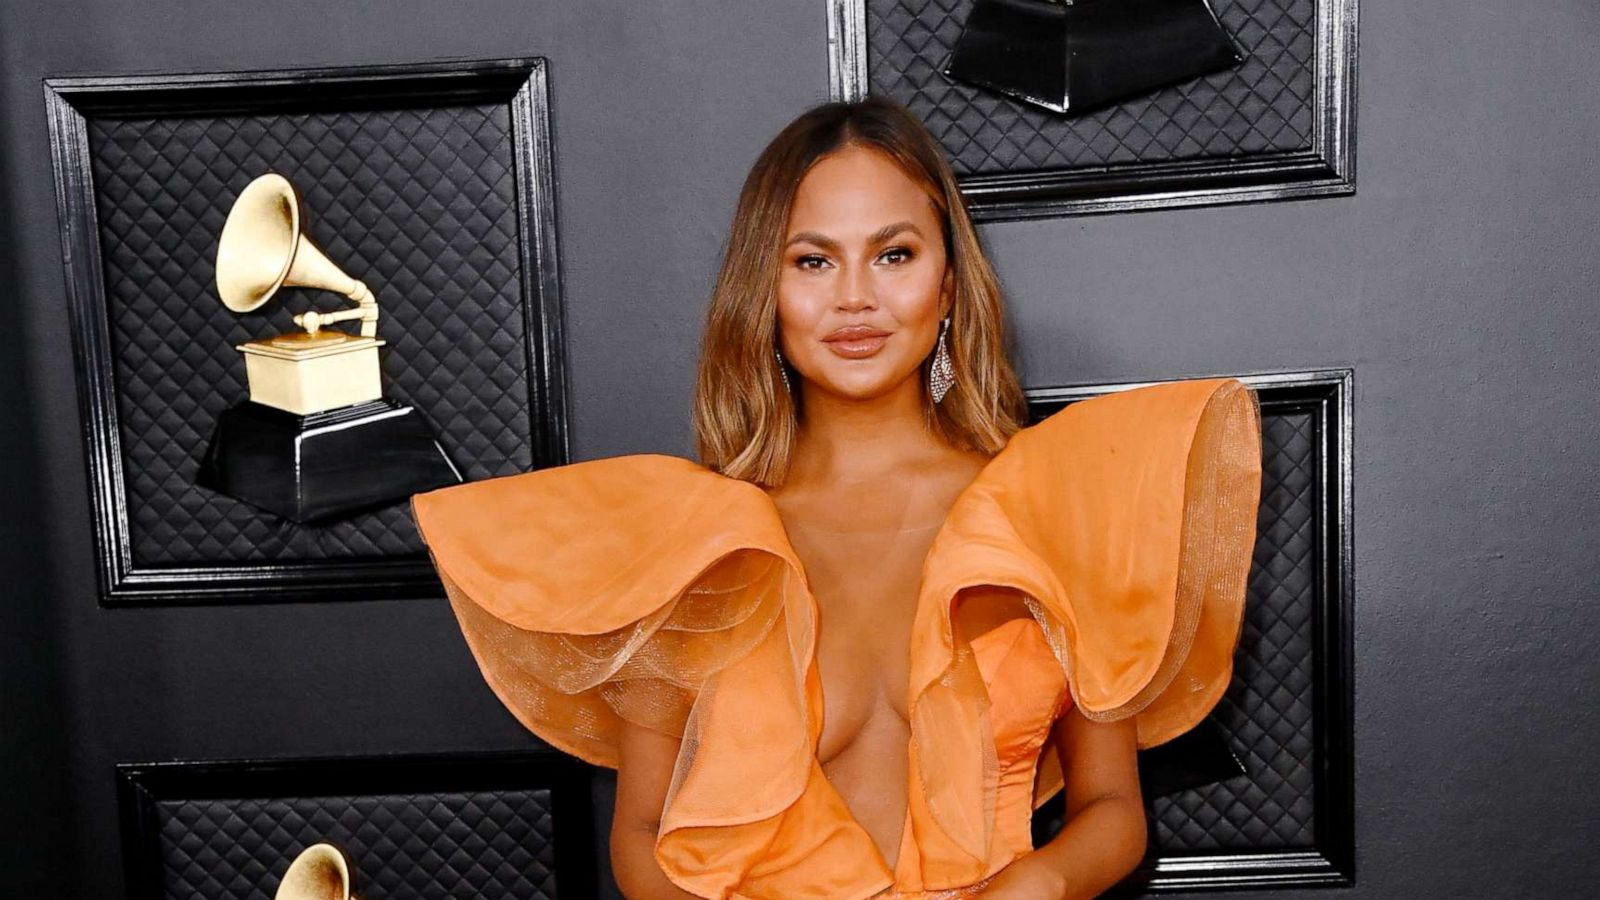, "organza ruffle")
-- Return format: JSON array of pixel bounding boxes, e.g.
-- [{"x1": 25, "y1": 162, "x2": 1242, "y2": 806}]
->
[
  {"x1": 412, "y1": 377, "x2": 1262, "y2": 898},
  {"x1": 903, "y1": 378, "x2": 1262, "y2": 879}
]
